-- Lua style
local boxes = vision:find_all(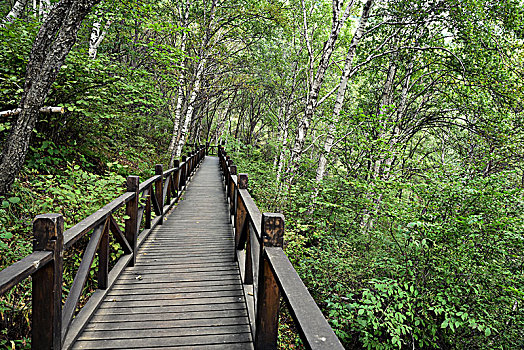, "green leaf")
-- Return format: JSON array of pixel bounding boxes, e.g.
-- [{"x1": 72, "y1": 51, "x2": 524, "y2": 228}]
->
[{"x1": 8, "y1": 197, "x2": 20, "y2": 204}]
